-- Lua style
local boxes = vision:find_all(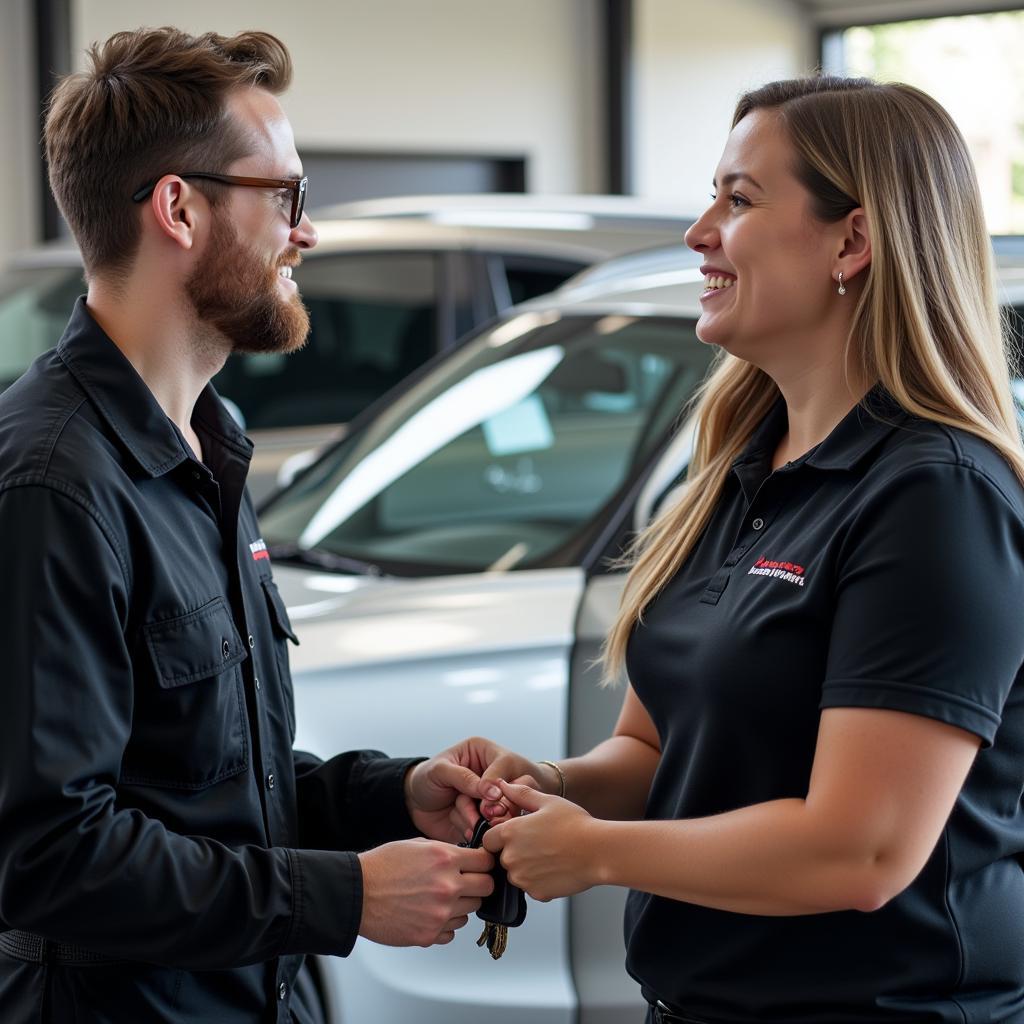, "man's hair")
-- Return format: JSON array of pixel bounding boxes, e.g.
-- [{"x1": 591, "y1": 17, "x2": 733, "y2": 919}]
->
[{"x1": 44, "y1": 27, "x2": 292, "y2": 280}]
